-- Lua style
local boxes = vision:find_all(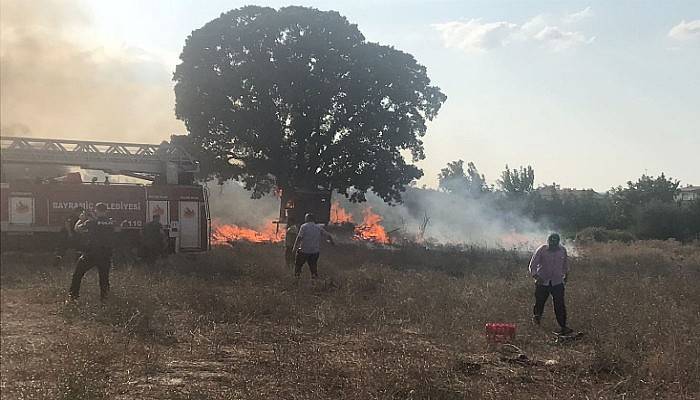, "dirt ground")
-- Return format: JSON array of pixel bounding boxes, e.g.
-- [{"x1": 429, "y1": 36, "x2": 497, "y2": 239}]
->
[{"x1": 1, "y1": 243, "x2": 699, "y2": 399}]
